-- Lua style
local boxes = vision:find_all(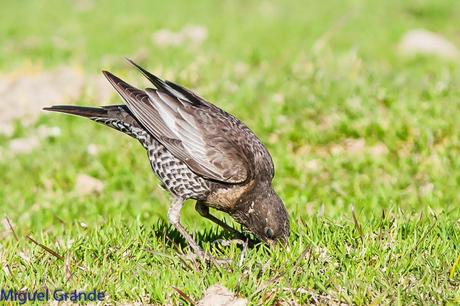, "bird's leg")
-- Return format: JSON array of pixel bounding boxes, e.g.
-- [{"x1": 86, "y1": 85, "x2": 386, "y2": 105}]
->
[
  {"x1": 169, "y1": 198, "x2": 231, "y2": 265},
  {"x1": 195, "y1": 201, "x2": 246, "y2": 239},
  {"x1": 168, "y1": 197, "x2": 205, "y2": 258}
]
